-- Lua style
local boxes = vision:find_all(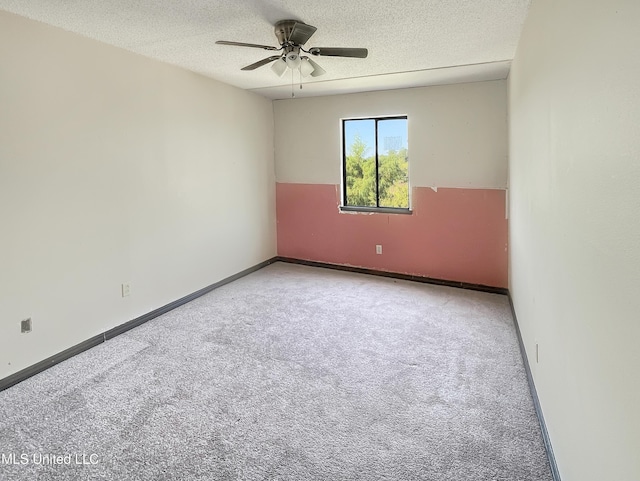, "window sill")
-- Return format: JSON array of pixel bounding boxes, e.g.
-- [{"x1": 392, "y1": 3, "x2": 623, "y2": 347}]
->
[{"x1": 340, "y1": 206, "x2": 413, "y2": 215}]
